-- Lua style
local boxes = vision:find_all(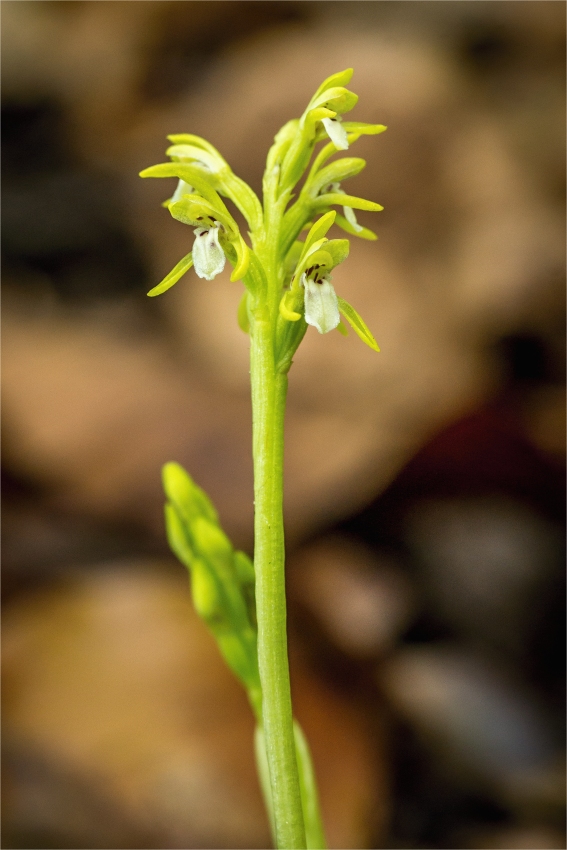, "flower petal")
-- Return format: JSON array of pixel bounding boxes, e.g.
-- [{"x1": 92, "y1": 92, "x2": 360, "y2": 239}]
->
[
  {"x1": 343, "y1": 204, "x2": 363, "y2": 232},
  {"x1": 303, "y1": 275, "x2": 340, "y2": 334}
]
